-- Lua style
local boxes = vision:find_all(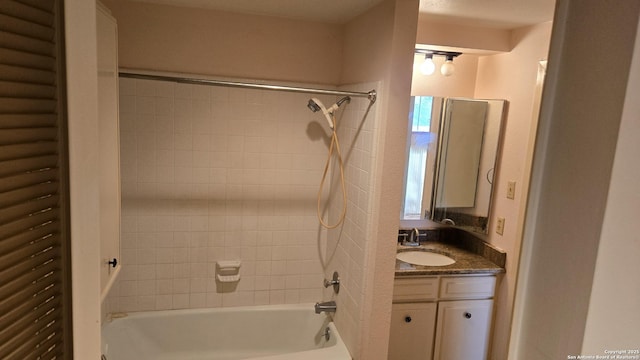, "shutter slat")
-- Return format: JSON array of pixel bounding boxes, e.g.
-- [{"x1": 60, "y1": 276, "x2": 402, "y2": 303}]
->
[
  {"x1": 0, "y1": 13, "x2": 54, "y2": 42},
  {"x1": 0, "y1": 1, "x2": 54, "y2": 27},
  {"x1": 0, "y1": 127, "x2": 57, "y2": 143},
  {"x1": 0, "y1": 48, "x2": 56, "y2": 71},
  {"x1": 0, "y1": 208, "x2": 58, "y2": 241},
  {"x1": 0, "y1": 296, "x2": 61, "y2": 346},
  {"x1": 0, "y1": 81, "x2": 56, "y2": 99},
  {"x1": 0, "y1": 234, "x2": 59, "y2": 278},
  {"x1": 0, "y1": 155, "x2": 58, "y2": 178},
  {"x1": 0, "y1": 64, "x2": 56, "y2": 85},
  {"x1": 0, "y1": 283, "x2": 59, "y2": 332},
  {"x1": 0, "y1": 181, "x2": 59, "y2": 211},
  {"x1": 0, "y1": 142, "x2": 58, "y2": 162},
  {"x1": 0, "y1": 168, "x2": 58, "y2": 193},
  {"x1": 0, "y1": 31, "x2": 54, "y2": 57},
  {"x1": 24, "y1": 330, "x2": 65, "y2": 360},
  {"x1": 0, "y1": 1, "x2": 70, "y2": 357},
  {"x1": 0, "y1": 315, "x2": 62, "y2": 360},
  {"x1": 15, "y1": 0, "x2": 55, "y2": 14},
  {"x1": 0, "y1": 194, "x2": 59, "y2": 225},
  {"x1": 0, "y1": 221, "x2": 59, "y2": 257},
  {"x1": 0, "y1": 97, "x2": 57, "y2": 113},
  {"x1": 0, "y1": 113, "x2": 57, "y2": 128},
  {"x1": 0, "y1": 251, "x2": 61, "y2": 301},
  {"x1": 0, "y1": 281, "x2": 60, "y2": 322}
]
